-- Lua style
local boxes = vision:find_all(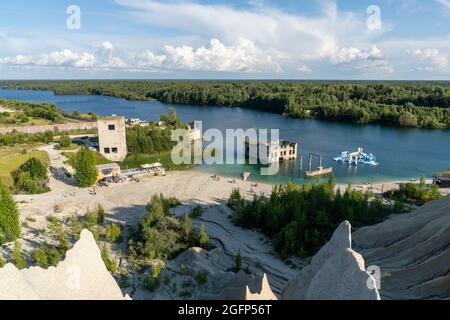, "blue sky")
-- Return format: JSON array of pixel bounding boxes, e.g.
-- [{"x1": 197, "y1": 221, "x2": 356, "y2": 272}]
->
[{"x1": 0, "y1": 0, "x2": 449, "y2": 79}]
